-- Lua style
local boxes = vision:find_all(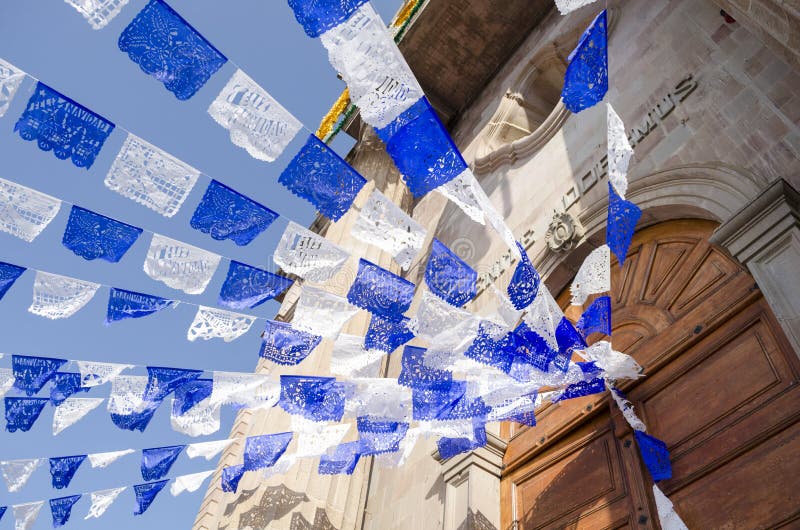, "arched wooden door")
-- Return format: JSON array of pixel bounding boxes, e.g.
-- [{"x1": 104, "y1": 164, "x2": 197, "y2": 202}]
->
[{"x1": 501, "y1": 220, "x2": 800, "y2": 529}]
